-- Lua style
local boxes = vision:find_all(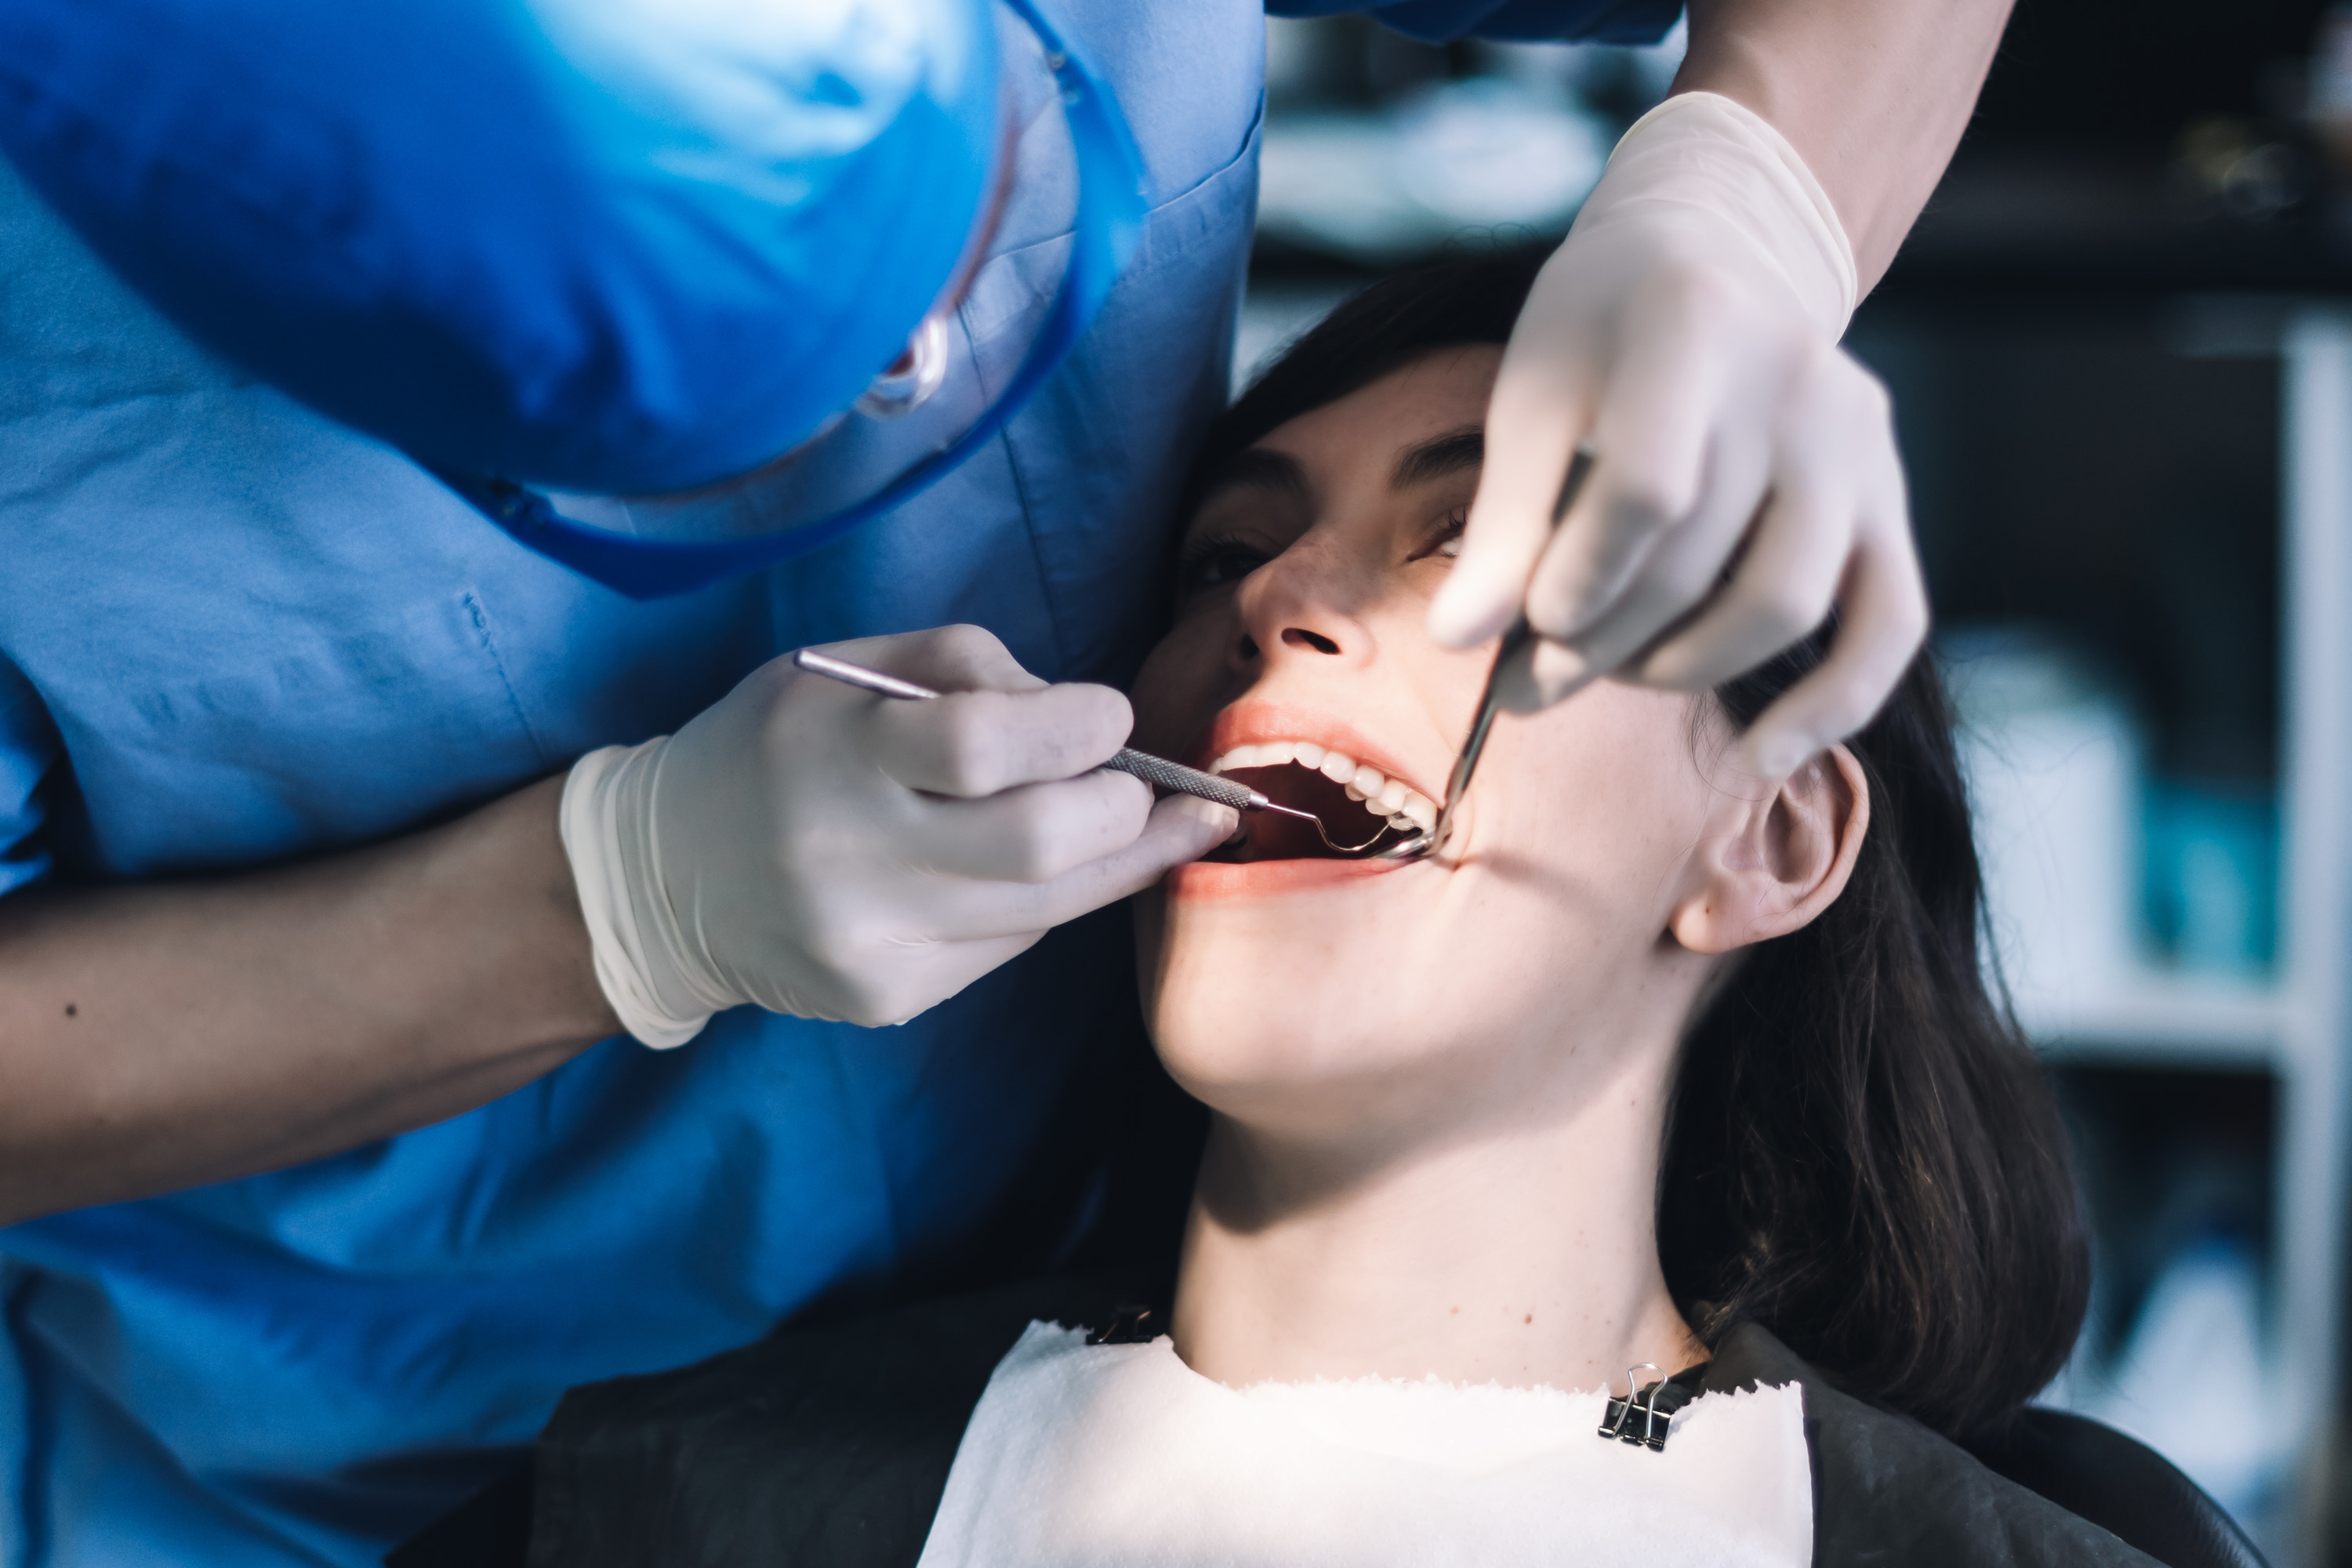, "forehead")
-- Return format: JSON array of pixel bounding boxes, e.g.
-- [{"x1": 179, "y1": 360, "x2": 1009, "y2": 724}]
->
[
  {"x1": 1188, "y1": 345, "x2": 1504, "y2": 524},
  {"x1": 1254, "y1": 344, "x2": 1503, "y2": 467}
]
